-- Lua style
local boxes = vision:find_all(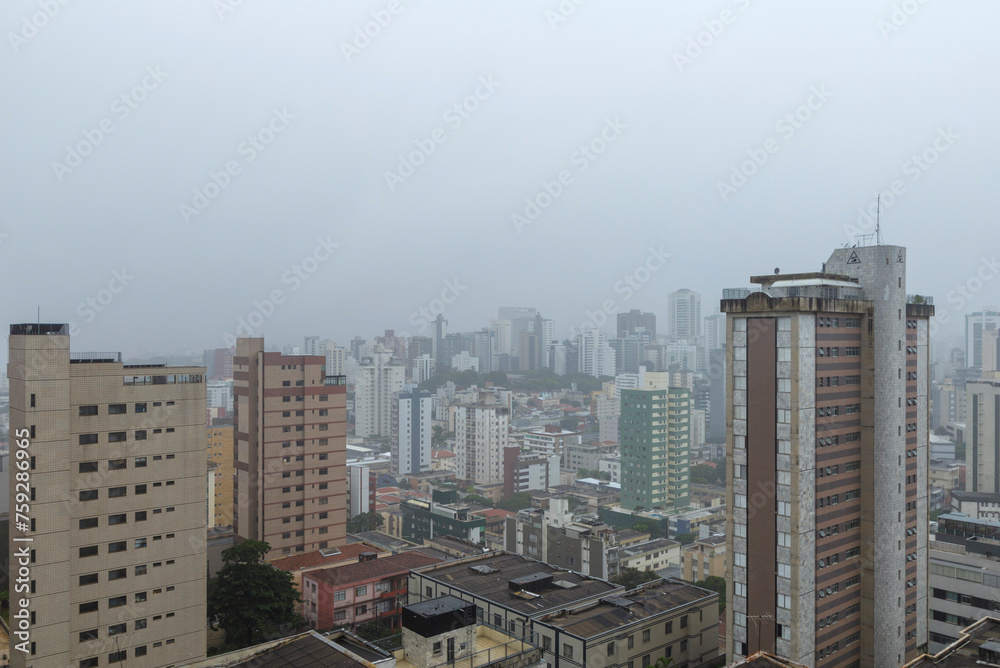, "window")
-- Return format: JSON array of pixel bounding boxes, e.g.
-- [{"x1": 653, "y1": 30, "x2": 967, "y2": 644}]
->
[
  {"x1": 356, "y1": 585, "x2": 367, "y2": 596},
  {"x1": 109, "y1": 651, "x2": 127, "y2": 663},
  {"x1": 79, "y1": 517, "x2": 98, "y2": 529},
  {"x1": 334, "y1": 610, "x2": 347, "y2": 621},
  {"x1": 135, "y1": 484, "x2": 147, "y2": 494},
  {"x1": 79, "y1": 490, "x2": 98, "y2": 501},
  {"x1": 108, "y1": 514, "x2": 127, "y2": 526},
  {"x1": 80, "y1": 601, "x2": 99, "y2": 614},
  {"x1": 356, "y1": 604, "x2": 368, "y2": 615},
  {"x1": 109, "y1": 568, "x2": 127, "y2": 580},
  {"x1": 108, "y1": 431, "x2": 127, "y2": 442},
  {"x1": 80, "y1": 629, "x2": 99, "y2": 641},
  {"x1": 643, "y1": 629, "x2": 650, "y2": 643},
  {"x1": 777, "y1": 594, "x2": 791, "y2": 609},
  {"x1": 607, "y1": 642, "x2": 615, "y2": 657},
  {"x1": 563, "y1": 644, "x2": 574, "y2": 659},
  {"x1": 109, "y1": 487, "x2": 126, "y2": 498},
  {"x1": 135, "y1": 646, "x2": 148, "y2": 657},
  {"x1": 108, "y1": 623, "x2": 126, "y2": 635},
  {"x1": 79, "y1": 434, "x2": 99, "y2": 445},
  {"x1": 109, "y1": 403, "x2": 127, "y2": 414},
  {"x1": 681, "y1": 615, "x2": 688, "y2": 628},
  {"x1": 80, "y1": 545, "x2": 99, "y2": 557},
  {"x1": 79, "y1": 405, "x2": 99, "y2": 416},
  {"x1": 79, "y1": 573, "x2": 99, "y2": 585},
  {"x1": 135, "y1": 592, "x2": 147, "y2": 602},
  {"x1": 80, "y1": 659, "x2": 100, "y2": 668},
  {"x1": 109, "y1": 596, "x2": 127, "y2": 608},
  {"x1": 845, "y1": 346, "x2": 860, "y2": 356},
  {"x1": 109, "y1": 541, "x2": 127, "y2": 553}
]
